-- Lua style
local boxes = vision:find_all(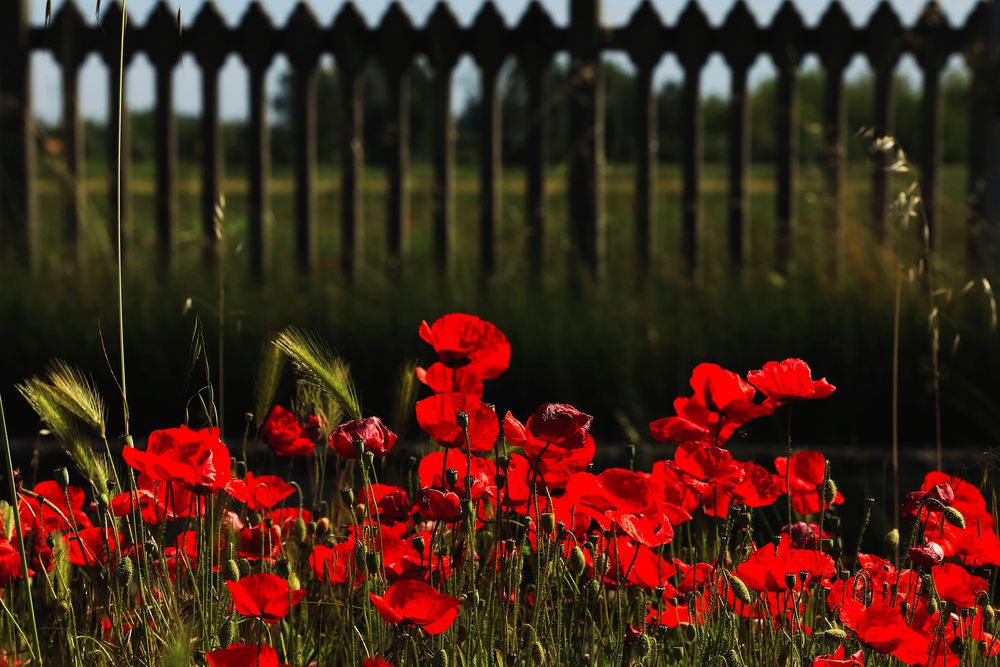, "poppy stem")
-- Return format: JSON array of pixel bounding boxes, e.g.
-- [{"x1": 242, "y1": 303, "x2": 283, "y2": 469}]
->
[{"x1": 785, "y1": 406, "x2": 793, "y2": 532}]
